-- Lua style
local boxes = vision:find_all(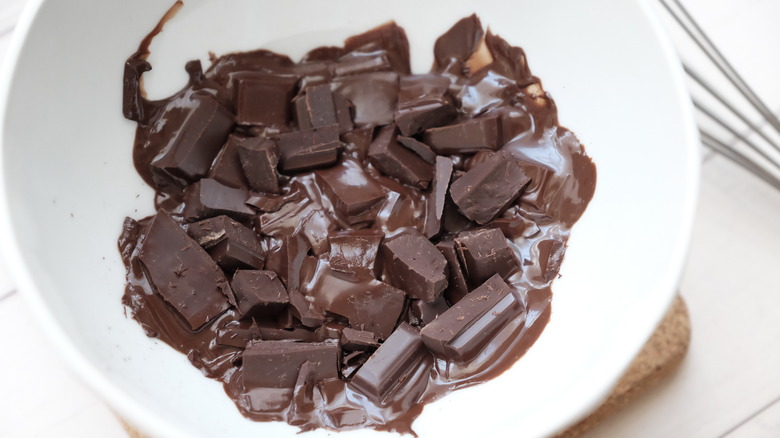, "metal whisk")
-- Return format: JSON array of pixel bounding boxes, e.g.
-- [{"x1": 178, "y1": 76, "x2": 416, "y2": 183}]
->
[{"x1": 659, "y1": 0, "x2": 780, "y2": 190}]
